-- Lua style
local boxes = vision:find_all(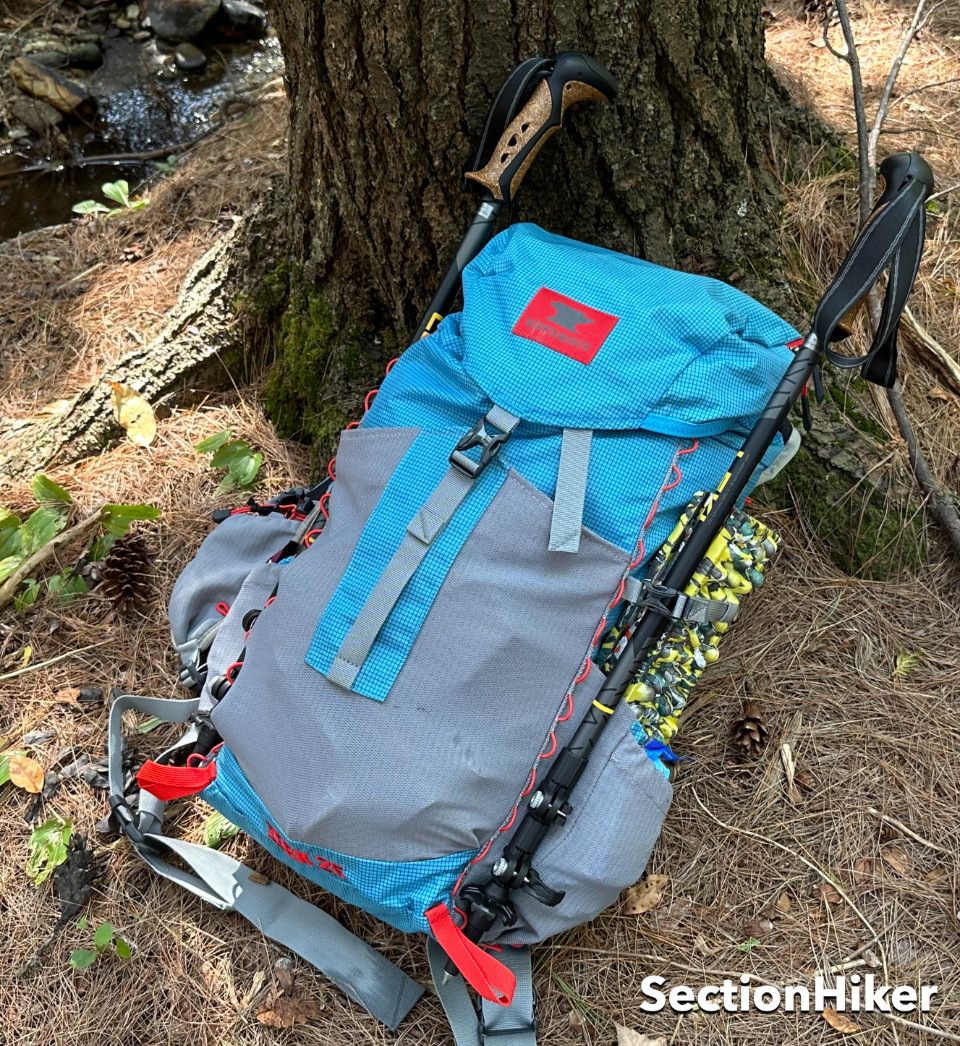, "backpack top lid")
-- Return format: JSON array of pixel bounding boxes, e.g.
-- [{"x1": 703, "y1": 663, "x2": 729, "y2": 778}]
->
[{"x1": 460, "y1": 223, "x2": 799, "y2": 436}]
